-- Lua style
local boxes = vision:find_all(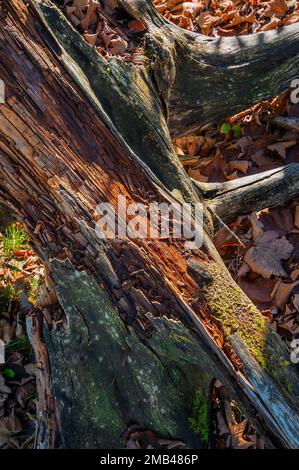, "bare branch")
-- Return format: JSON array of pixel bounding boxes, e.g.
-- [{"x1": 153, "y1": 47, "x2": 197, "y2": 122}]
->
[{"x1": 193, "y1": 164, "x2": 299, "y2": 224}]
